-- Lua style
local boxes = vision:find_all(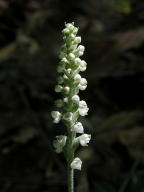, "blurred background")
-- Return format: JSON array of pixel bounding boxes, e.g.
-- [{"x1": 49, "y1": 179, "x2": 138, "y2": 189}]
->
[{"x1": 0, "y1": 0, "x2": 144, "y2": 191}]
